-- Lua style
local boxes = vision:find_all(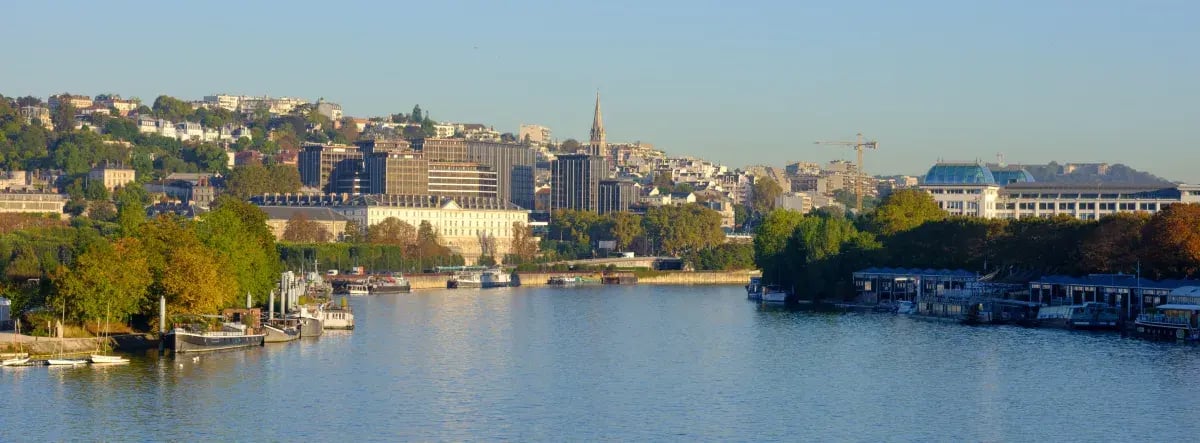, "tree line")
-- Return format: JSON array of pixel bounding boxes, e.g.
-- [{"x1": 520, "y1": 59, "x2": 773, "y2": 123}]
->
[
  {"x1": 0, "y1": 197, "x2": 282, "y2": 331},
  {"x1": 546, "y1": 204, "x2": 754, "y2": 271},
  {"x1": 754, "y1": 189, "x2": 1200, "y2": 301}
]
